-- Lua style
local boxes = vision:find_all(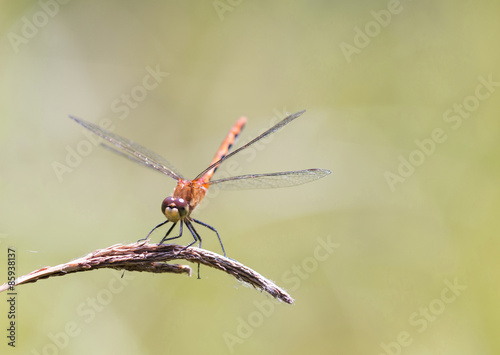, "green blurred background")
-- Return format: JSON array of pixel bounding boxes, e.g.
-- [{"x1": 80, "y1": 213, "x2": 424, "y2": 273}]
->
[{"x1": 1, "y1": 1, "x2": 499, "y2": 354}]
